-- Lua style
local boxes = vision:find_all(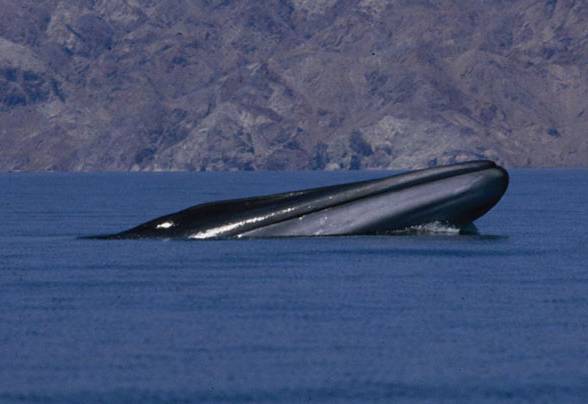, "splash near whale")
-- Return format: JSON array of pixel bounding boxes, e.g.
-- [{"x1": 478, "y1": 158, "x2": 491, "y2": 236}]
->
[{"x1": 91, "y1": 160, "x2": 508, "y2": 239}]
